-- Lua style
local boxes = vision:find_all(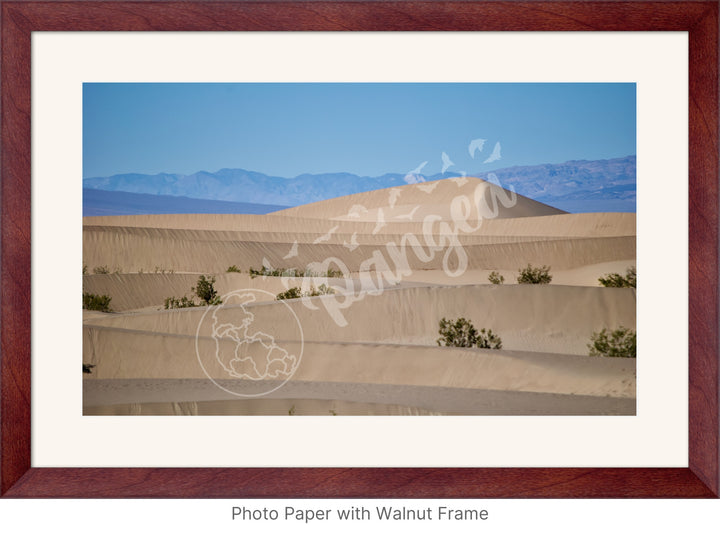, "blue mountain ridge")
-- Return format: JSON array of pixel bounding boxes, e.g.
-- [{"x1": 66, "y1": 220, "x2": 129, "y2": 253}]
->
[{"x1": 83, "y1": 155, "x2": 636, "y2": 214}]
